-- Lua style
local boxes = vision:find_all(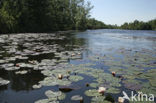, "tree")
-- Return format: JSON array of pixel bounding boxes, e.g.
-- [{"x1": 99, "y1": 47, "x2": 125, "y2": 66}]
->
[
  {"x1": 120, "y1": 19, "x2": 155, "y2": 30},
  {"x1": 0, "y1": 0, "x2": 95, "y2": 33},
  {"x1": 0, "y1": 0, "x2": 18, "y2": 33}
]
